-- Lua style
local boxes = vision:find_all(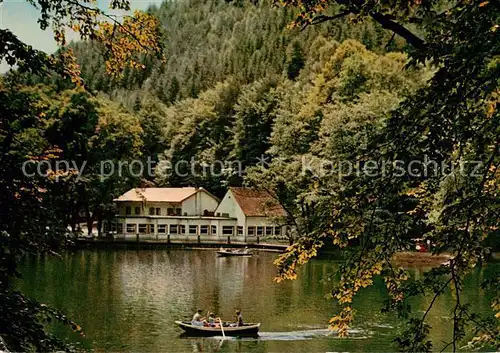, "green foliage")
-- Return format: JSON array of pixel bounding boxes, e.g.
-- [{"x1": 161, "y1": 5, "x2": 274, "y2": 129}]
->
[
  {"x1": 0, "y1": 81, "x2": 77, "y2": 351},
  {"x1": 0, "y1": 287, "x2": 83, "y2": 352},
  {"x1": 72, "y1": 0, "x2": 406, "y2": 108},
  {"x1": 232, "y1": 77, "x2": 279, "y2": 171},
  {"x1": 149, "y1": 38, "x2": 420, "y2": 196},
  {"x1": 136, "y1": 98, "x2": 169, "y2": 160},
  {"x1": 158, "y1": 80, "x2": 240, "y2": 194},
  {"x1": 285, "y1": 40, "x2": 305, "y2": 80},
  {"x1": 256, "y1": 0, "x2": 500, "y2": 350},
  {"x1": 0, "y1": 79, "x2": 146, "y2": 349},
  {"x1": 0, "y1": 0, "x2": 161, "y2": 351}
]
